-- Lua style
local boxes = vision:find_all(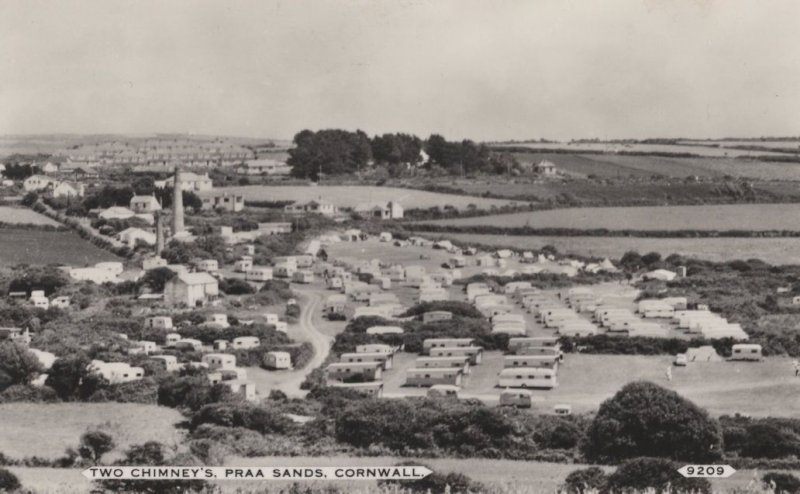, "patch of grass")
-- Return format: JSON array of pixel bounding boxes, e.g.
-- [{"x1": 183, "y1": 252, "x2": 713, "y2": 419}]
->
[{"x1": 0, "y1": 403, "x2": 183, "y2": 460}]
